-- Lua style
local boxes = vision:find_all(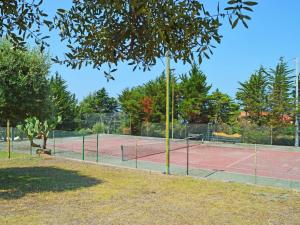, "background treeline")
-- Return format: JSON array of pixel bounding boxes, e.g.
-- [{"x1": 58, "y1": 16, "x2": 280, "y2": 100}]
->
[{"x1": 0, "y1": 40, "x2": 297, "y2": 145}]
